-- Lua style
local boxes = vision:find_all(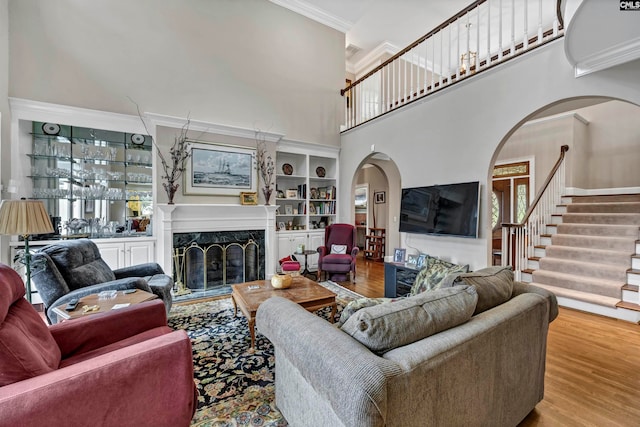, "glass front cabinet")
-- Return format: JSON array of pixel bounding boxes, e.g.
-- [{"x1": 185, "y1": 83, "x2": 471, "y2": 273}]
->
[{"x1": 28, "y1": 122, "x2": 153, "y2": 238}]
